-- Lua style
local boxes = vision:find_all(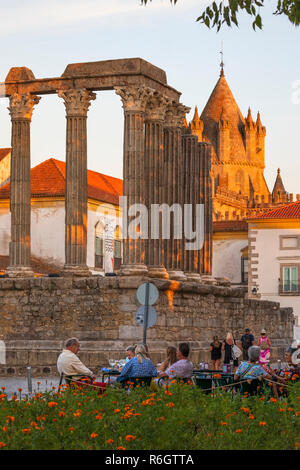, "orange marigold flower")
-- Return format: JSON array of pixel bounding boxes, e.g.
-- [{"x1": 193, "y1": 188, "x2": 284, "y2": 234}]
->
[
  {"x1": 213, "y1": 374, "x2": 221, "y2": 379},
  {"x1": 114, "y1": 409, "x2": 121, "y2": 414},
  {"x1": 52, "y1": 419, "x2": 58, "y2": 422},
  {"x1": 95, "y1": 415, "x2": 102, "y2": 420},
  {"x1": 0, "y1": 394, "x2": 6, "y2": 399},
  {"x1": 30, "y1": 422, "x2": 37, "y2": 427},
  {"x1": 2, "y1": 427, "x2": 7, "y2": 432},
  {"x1": 296, "y1": 411, "x2": 300, "y2": 416},
  {"x1": 221, "y1": 422, "x2": 227, "y2": 426},
  {"x1": 288, "y1": 408, "x2": 293, "y2": 412},
  {"x1": 157, "y1": 417, "x2": 165, "y2": 422},
  {"x1": 117, "y1": 446, "x2": 126, "y2": 450},
  {"x1": 235, "y1": 429, "x2": 242, "y2": 433},
  {"x1": 220, "y1": 432, "x2": 224, "y2": 436},
  {"x1": 270, "y1": 398, "x2": 277, "y2": 403},
  {"x1": 0, "y1": 442, "x2": 6, "y2": 448},
  {"x1": 68, "y1": 427, "x2": 75, "y2": 432},
  {"x1": 248, "y1": 414, "x2": 254, "y2": 420},
  {"x1": 22, "y1": 428, "x2": 31, "y2": 434},
  {"x1": 1, "y1": 387, "x2": 5, "y2": 390},
  {"x1": 90, "y1": 433, "x2": 98, "y2": 439},
  {"x1": 259, "y1": 421, "x2": 267, "y2": 426},
  {"x1": 280, "y1": 408, "x2": 285, "y2": 412},
  {"x1": 125, "y1": 435, "x2": 137, "y2": 442},
  {"x1": 48, "y1": 401, "x2": 58, "y2": 408},
  {"x1": 166, "y1": 402, "x2": 175, "y2": 408},
  {"x1": 6, "y1": 416, "x2": 15, "y2": 423},
  {"x1": 59, "y1": 411, "x2": 65, "y2": 417},
  {"x1": 106, "y1": 439, "x2": 114, "y2": 444},
  {"x1": 295, "y1": 443, "x2": 300, "y2": 446}
]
